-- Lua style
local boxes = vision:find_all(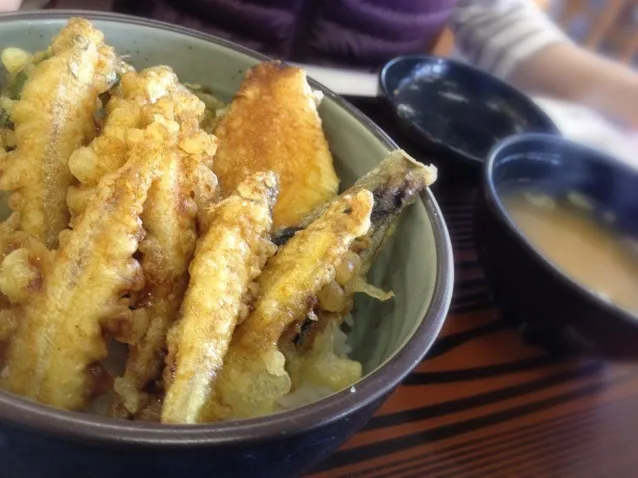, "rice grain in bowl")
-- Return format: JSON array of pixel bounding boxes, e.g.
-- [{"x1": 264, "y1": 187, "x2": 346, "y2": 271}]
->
[{"x1": 0, "y1": 10, "x2": 453, "y2": 478}]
